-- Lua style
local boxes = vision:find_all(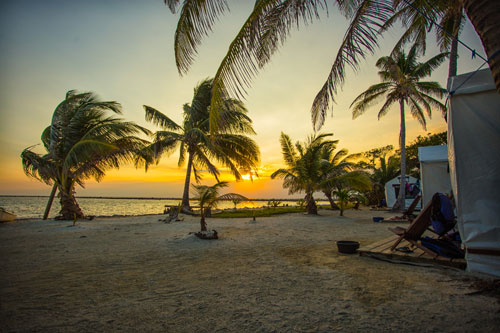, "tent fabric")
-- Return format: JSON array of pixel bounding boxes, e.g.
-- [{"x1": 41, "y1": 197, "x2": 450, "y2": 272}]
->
[
  {"x1": 384, "y1": 175, "x2": 421, "y2": 209},
  {"x1": 418, "y1": 145, "x2": 452, "y2": 206},
  {"x1": 448, "y1": 68, "x2": 500, "y2": 277}
]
